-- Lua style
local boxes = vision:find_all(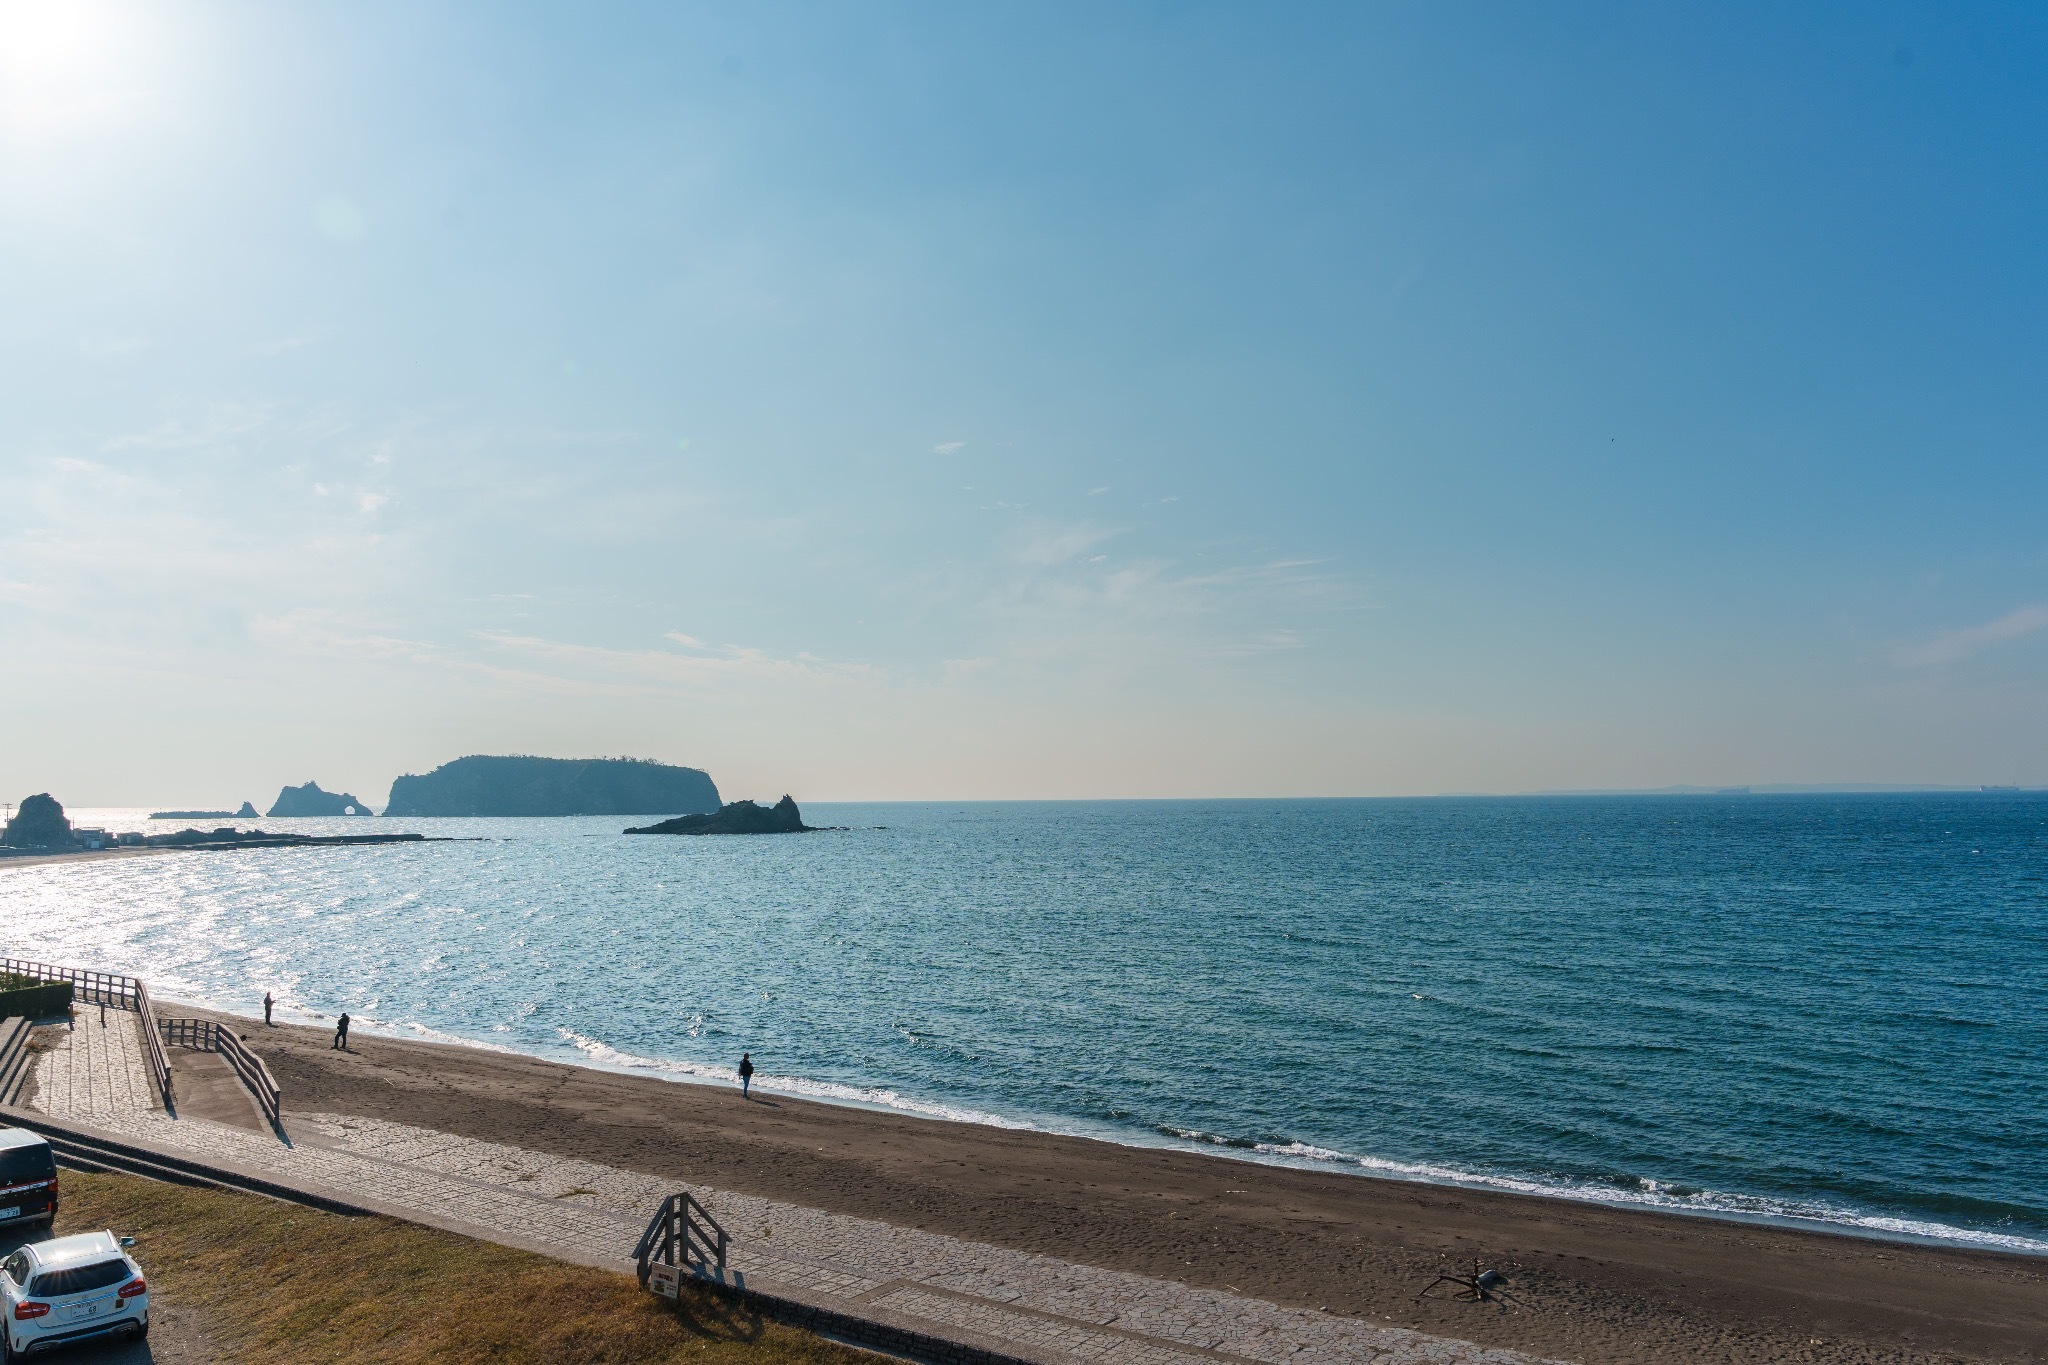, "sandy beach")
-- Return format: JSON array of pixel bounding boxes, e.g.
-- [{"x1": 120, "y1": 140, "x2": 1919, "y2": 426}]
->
[
  {"x1": 0, "y1": 847, "x2": 174, "y2": 871},
  {"x1": 180, "y1": 1008, "x2": 2048, "y2": 1365}
]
